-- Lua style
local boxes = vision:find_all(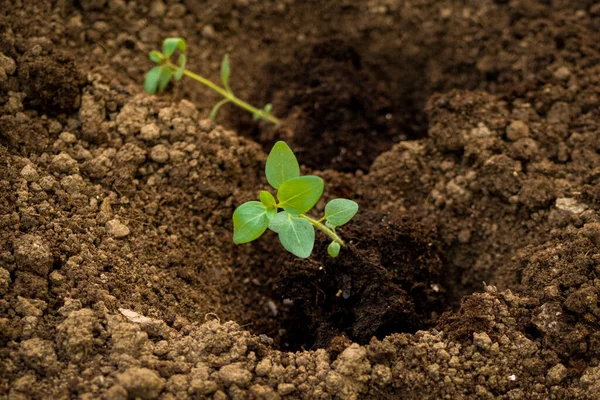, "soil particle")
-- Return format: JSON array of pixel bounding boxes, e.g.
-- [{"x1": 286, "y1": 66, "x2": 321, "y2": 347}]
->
[
  {"x1": 118, "y1": 308, "x2": 170, "y2": 339},
  {"x1": 546, "y1": 363, "x2": 568, "y2": 386},
  {"x1": 50, "y1": 152, "x2": 79, "y2": 174},
  {"x1": 140, "y1": 123, "x2": 161, "y2": 141},
  {"x1": 564, "y1": 285, "x2": 598, "y2": 314},
  {"x1": 105, "y1": 219, "x2": 130, "y2": 238},
  {"x1": 14, "y1": 297, "x2": 46, "y2": 317},
  {"x1": 13, "y1": 234, "x2": 52, "y2": 276},
  {"x1": 506, "y1": 120, "x2": 531, "y2": 142},
  {"x1": 56, "y1": 308, "x2": 102, "y2": 363},
  {"x1": 80, "y1": 91, "x2": 109, "y2": 144},
  {"x1": 117, "y1": 367, "x2": 165, "y2": 400},
  {"x1": 19, "y1": 164, "x2": 39, "y2": 182},
  {"x1": 60, "y1": 174, "x2": 86, "y2": 194},
  {"x1": 116, "y1": 100, "x2": 149, "y2": 135},
  {"x1": 19, "y1": 337, "x2": 59, "y2": 375},
  {"x1": 149, "y1": 144, "x2": 169, "y2": 164},
  {"x1": 218, "y1": 363, "x2": 253, "y2": 387},
  {"x1": 0, "y1": 52, "x2": 16, "y2": 76},
  {"x1": 580, "y1": 366, "x2": 600, "y2": 393},
  {"x1": 0, "y1": 267, "x2": 9, "y2": 295},
  {"x1": 326, "y1": 344, "x2": 371, "y2": 399},
  {"x1": 103, "y1": 384, "x2": 128, "y2": 400}
]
